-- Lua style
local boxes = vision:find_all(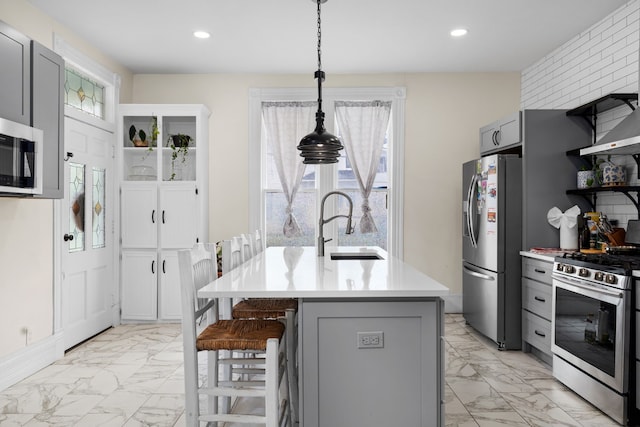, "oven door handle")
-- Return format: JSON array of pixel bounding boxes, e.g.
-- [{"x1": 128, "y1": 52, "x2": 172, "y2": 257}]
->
[{"x1": 553, "y1": 276, "x2": 624, "y2": 305}]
